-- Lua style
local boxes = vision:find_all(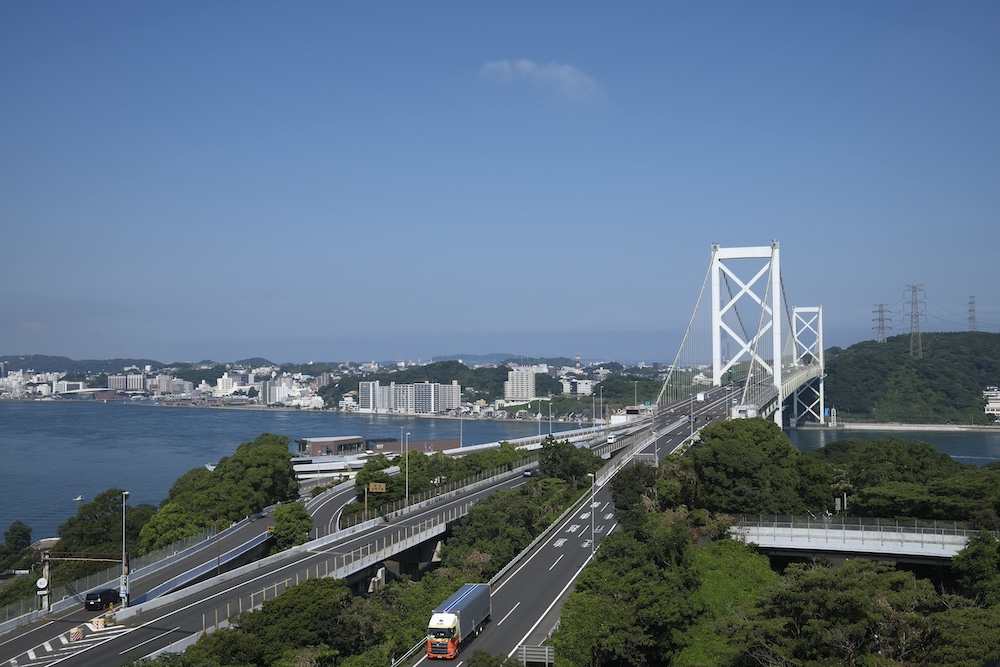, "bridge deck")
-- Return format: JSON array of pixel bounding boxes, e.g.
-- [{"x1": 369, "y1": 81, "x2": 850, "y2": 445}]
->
[{"x1": 733, "y1": 515, "x2": 979, "y2": 560}]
